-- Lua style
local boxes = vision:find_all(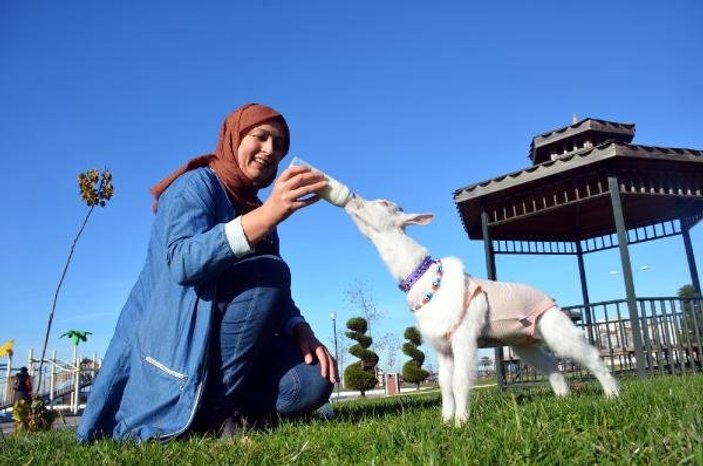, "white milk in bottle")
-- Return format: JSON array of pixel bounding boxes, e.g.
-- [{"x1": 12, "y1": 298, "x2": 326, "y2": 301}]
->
[{"x1": 289, "y1": 156, "x2": 353, "y2": 207}]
